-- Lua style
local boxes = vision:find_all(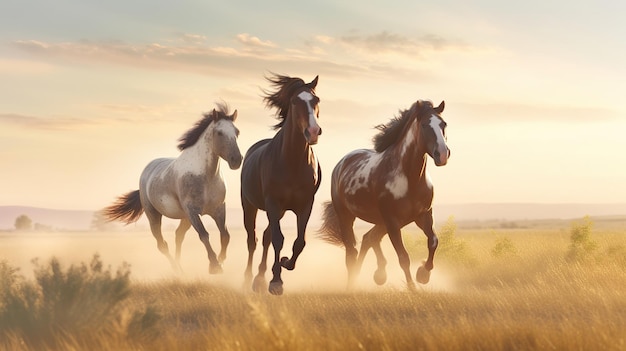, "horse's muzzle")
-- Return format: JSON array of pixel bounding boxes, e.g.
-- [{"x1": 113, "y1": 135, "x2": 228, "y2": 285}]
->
[
  {"x1": 433, "y1": 147, "x2": 450, "y2": 166},
  {"x1": 304, "y1": 126, "x2": 321, "y2": 145},
  {"x1": 228, "y1": 154, "x2": 243, "y2": 170}
]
